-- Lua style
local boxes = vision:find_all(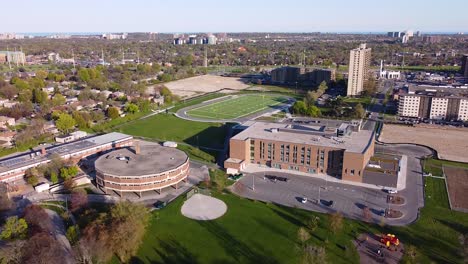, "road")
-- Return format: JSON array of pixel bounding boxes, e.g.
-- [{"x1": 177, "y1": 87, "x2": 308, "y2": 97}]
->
[{"x1": 233, "y1": 143, "x2": 432, "y2": 226}]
